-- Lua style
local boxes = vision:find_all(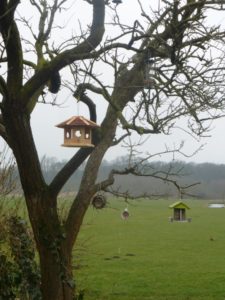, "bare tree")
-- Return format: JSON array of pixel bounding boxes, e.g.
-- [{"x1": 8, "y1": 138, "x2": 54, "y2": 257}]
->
[{"x1": 0, "y1": 1, "x2": 225, "y2": 299}]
